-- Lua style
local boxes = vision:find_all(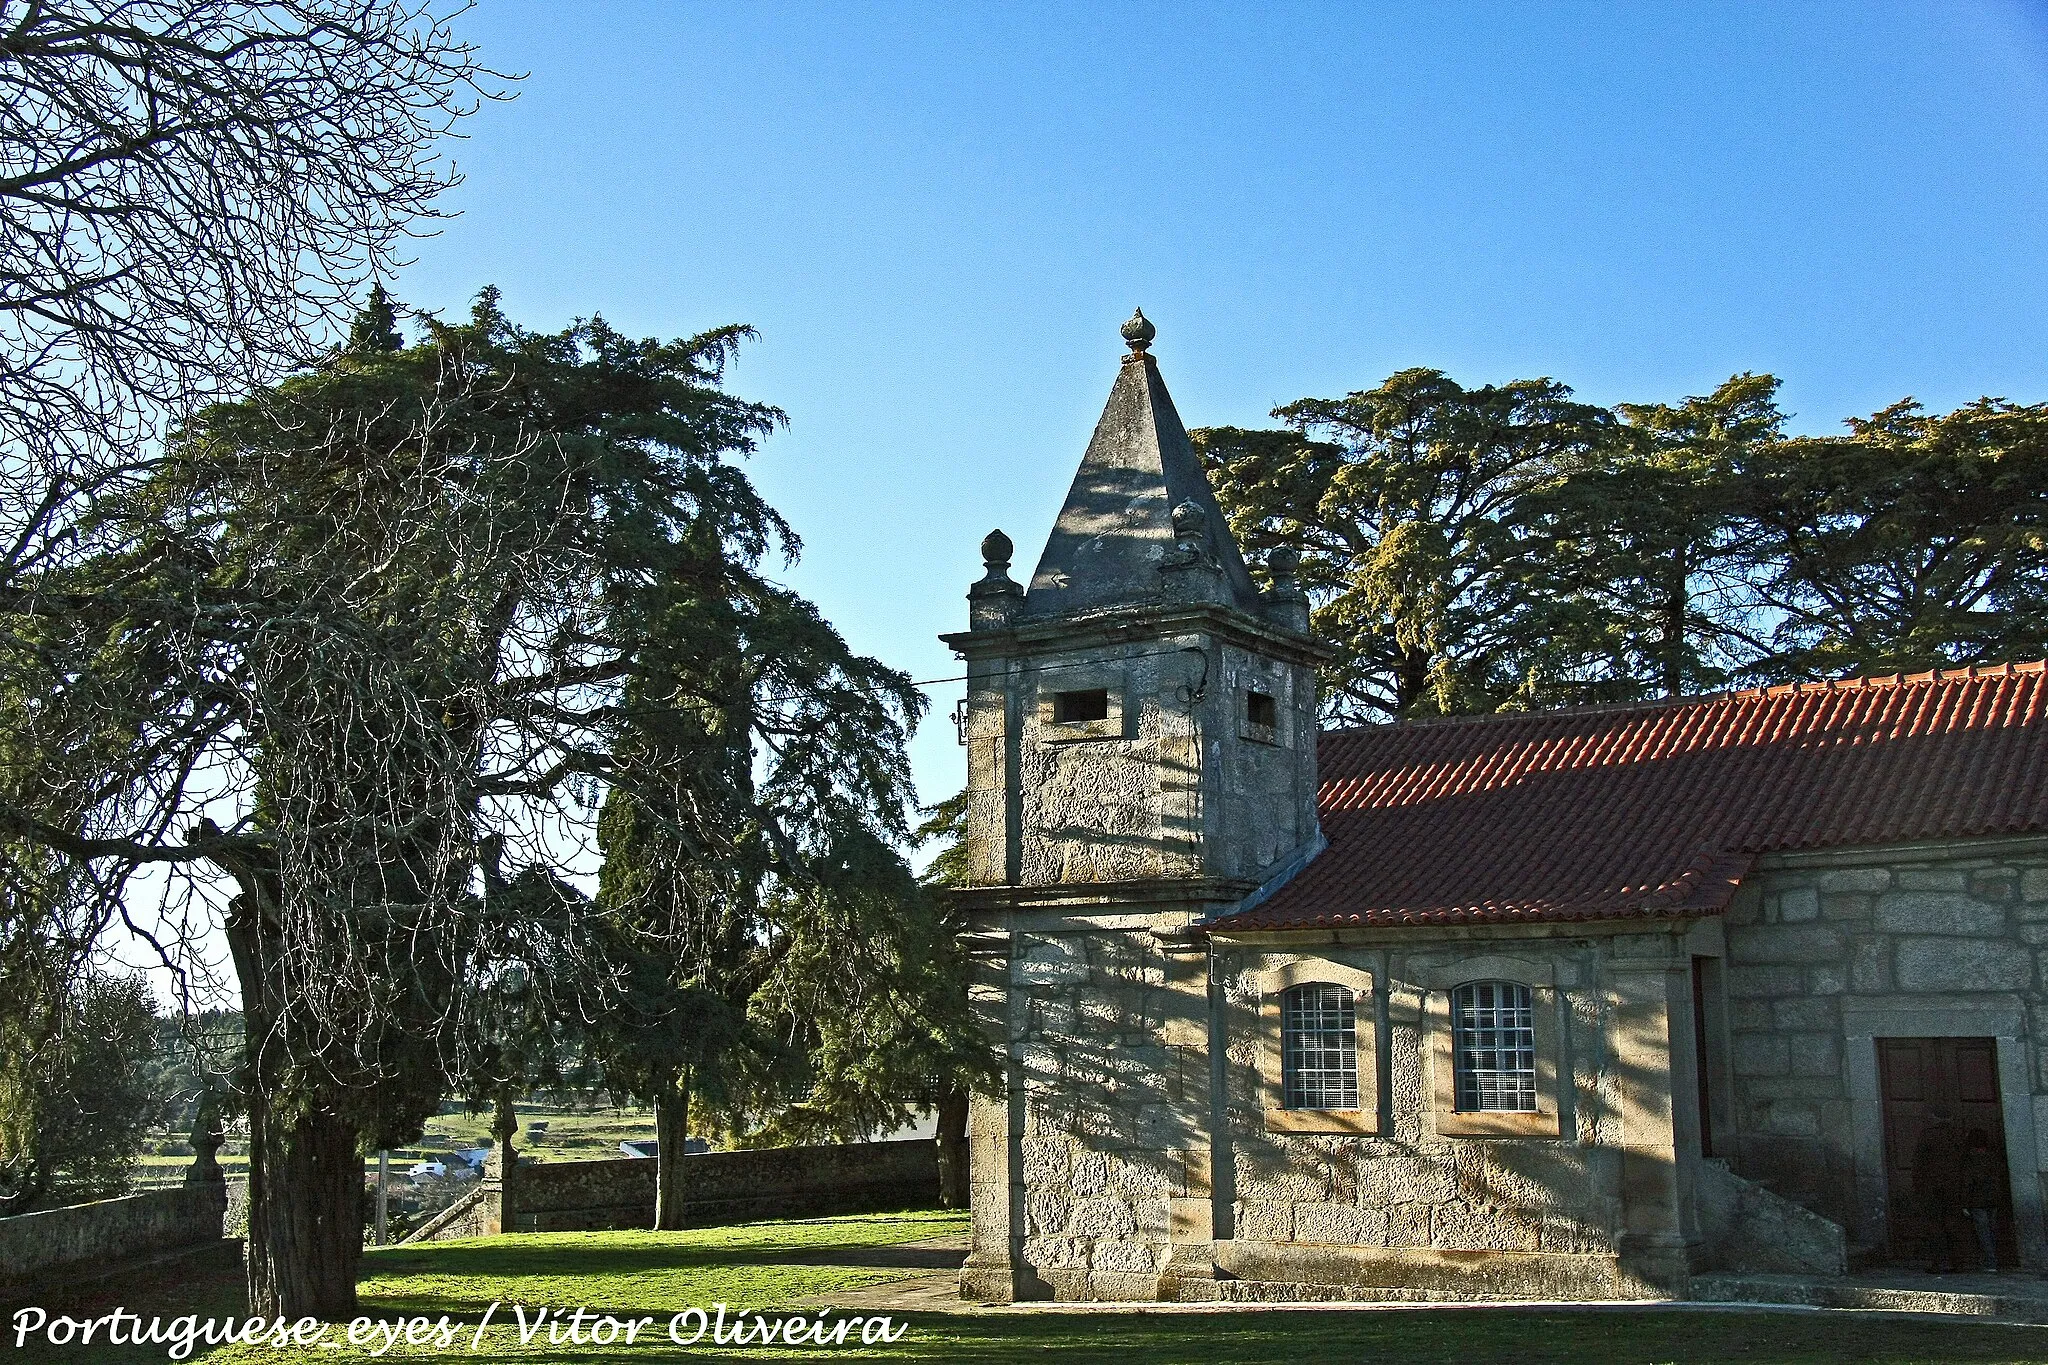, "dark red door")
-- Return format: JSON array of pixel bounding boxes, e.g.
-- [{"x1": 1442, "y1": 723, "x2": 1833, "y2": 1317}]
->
[{"x1": 1877, "y1": 1037, "x2": 2016, "y2": 1265}]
